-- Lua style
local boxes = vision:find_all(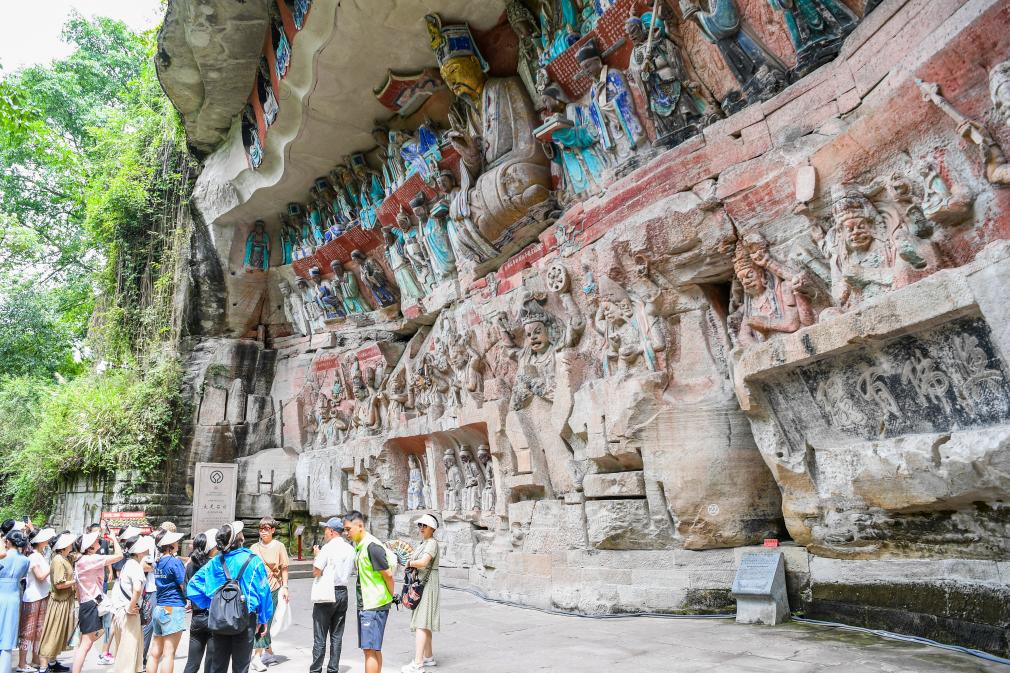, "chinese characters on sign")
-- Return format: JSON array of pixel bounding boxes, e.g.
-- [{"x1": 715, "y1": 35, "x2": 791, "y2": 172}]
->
[{"x1": 192, "y1": 462, "x2": 238, "y2": 533}]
